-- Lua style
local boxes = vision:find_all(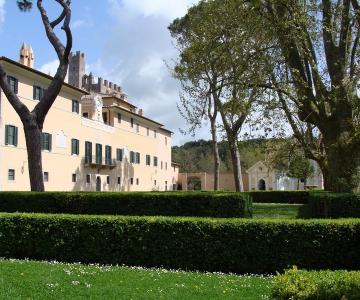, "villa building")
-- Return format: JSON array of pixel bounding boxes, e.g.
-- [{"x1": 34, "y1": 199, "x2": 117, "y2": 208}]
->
[{"x1": 0, "y1": 45, "x2": 178, "y2": 191}]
